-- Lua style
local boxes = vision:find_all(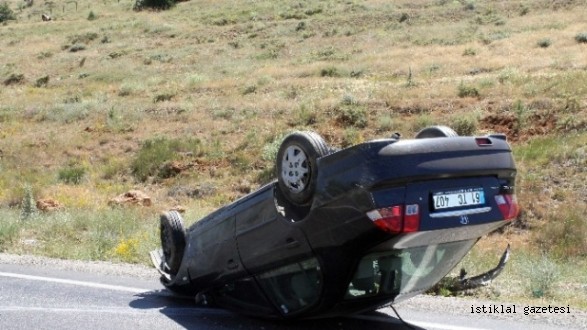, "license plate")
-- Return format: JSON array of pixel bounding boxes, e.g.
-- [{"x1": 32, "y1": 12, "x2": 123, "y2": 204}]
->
[{"x1": 432, "y1": 188, "x2": 485, "y2": 210}]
